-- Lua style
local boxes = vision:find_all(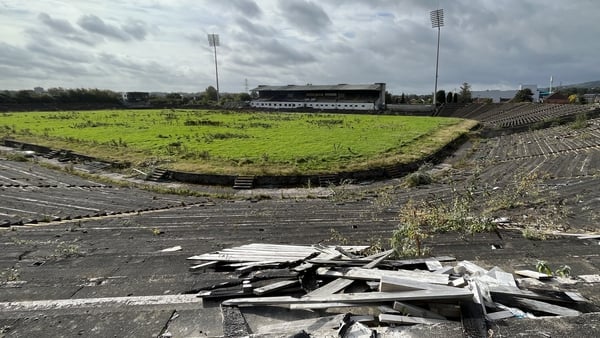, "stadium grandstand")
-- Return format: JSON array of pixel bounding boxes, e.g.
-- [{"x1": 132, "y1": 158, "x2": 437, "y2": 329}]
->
[{"x1": 250, "y1": 83, "x2": 386, "y2": 111}]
